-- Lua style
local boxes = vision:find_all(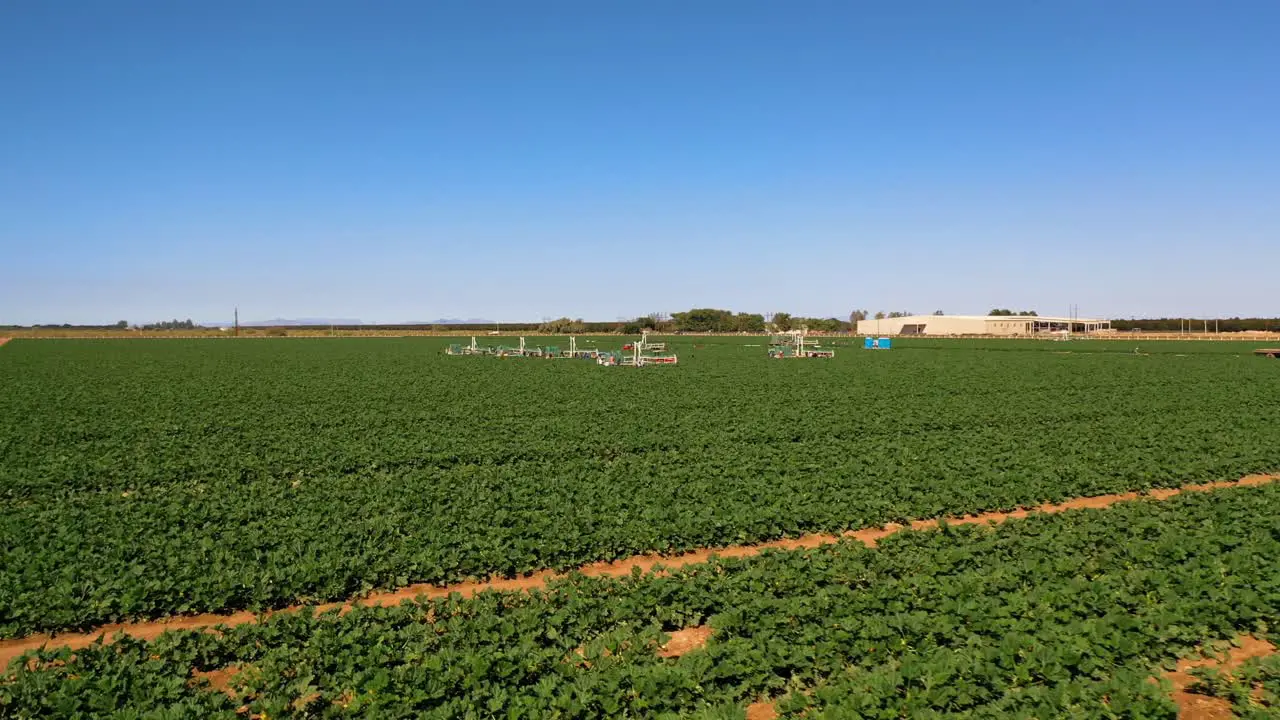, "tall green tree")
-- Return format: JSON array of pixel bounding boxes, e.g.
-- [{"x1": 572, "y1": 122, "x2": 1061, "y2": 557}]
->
[
  {"x1": 672, "y1": 309, "x2": 737, "y2": 333},
  {"x1": 537, "y1": 317, "x2": 587, "y2": 333},
  {"x1": 734, "y1": 313, "x2": 765, "y2": 332}
]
